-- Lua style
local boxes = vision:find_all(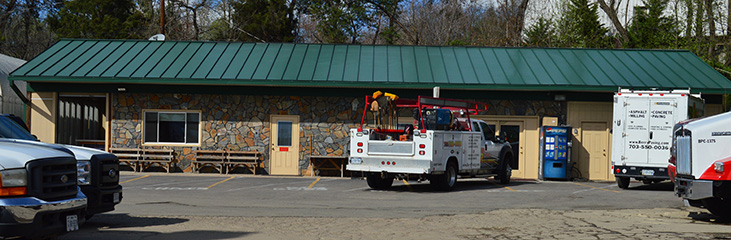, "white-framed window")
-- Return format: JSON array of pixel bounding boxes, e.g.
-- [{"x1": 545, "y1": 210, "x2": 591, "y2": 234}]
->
[{"x1": 143, "y1": 110, "x2": 200, "y2": 145}]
